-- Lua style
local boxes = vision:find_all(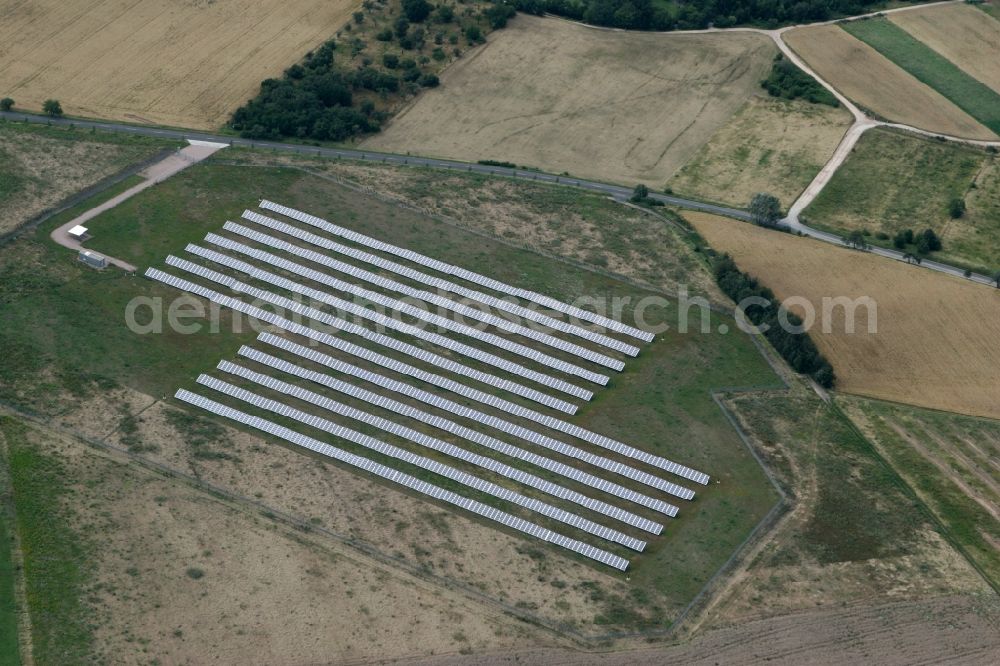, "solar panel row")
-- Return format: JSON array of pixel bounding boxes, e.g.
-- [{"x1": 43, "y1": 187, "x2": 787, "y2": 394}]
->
[
  {"x1": 145, "y1": 267, "x2": 583, "y2": 417},
  {"x1": 208, "y1": 227, "x2": 633, "y2": 365},
  {"x1": 234, "y1": 345, "x2": 668, "y2": 530},
  {"x1": 256, "y1": 201, "x2": 653, "y2": 342},
  {"x1": 166, "y1": 255, "x2": 606, "y2": 393},
  {"x1": 148, "y1": 266, "x2": 705, "y2": 488},
  {"x1": 206, "y1": 367, "x2": 653, "y2": 546},
  {"x1": 256, "y1": 334, "x2": 691, "y2": 506},
  {"x1": 195, "y1": 375, "x2": 646, "y2": 552},
  {"x1": 242, "y1": 209, "x2": 644, "y2": 351},
  {"x1": 174, "y1": 389, "x2": 629, "y2": 570},
  {"x1": 187, "y1": 241, "x2": 623, "y2": 377}
]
